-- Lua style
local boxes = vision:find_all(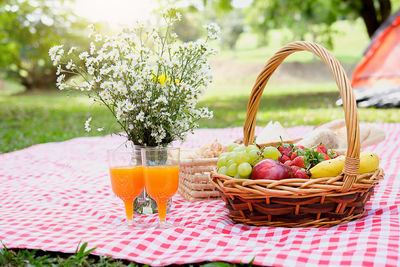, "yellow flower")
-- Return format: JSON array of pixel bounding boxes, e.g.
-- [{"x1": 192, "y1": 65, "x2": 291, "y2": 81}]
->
[
  {"x1": 175, "y1": 78, "x2": 180, "y2": 84},
  {"x1": 158, "y1": 74, "x2": 170, "y2": 86}
]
